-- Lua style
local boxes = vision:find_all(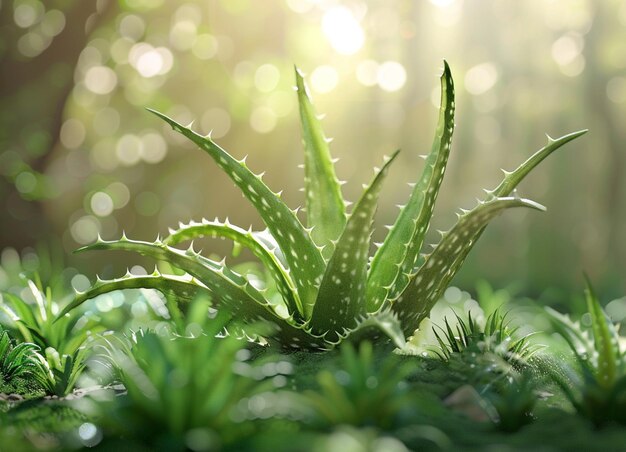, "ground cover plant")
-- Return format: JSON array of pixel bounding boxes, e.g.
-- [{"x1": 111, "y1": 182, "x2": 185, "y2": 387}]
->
[{"x1": 4, "y1": 61, "x2": 626, "y2": 451}]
